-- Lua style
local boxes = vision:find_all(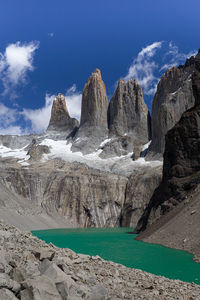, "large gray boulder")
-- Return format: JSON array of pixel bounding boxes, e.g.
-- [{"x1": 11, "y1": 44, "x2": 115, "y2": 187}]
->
[
  {"x1": 22, "y1": 275, "x2": 62, "y2": 300},
  {"x1": 0, "y1": 288, "x2": 18, "y2": 300},
  {"x1": 108, "y1": 78, "x2": 151, "y2": 143}
]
